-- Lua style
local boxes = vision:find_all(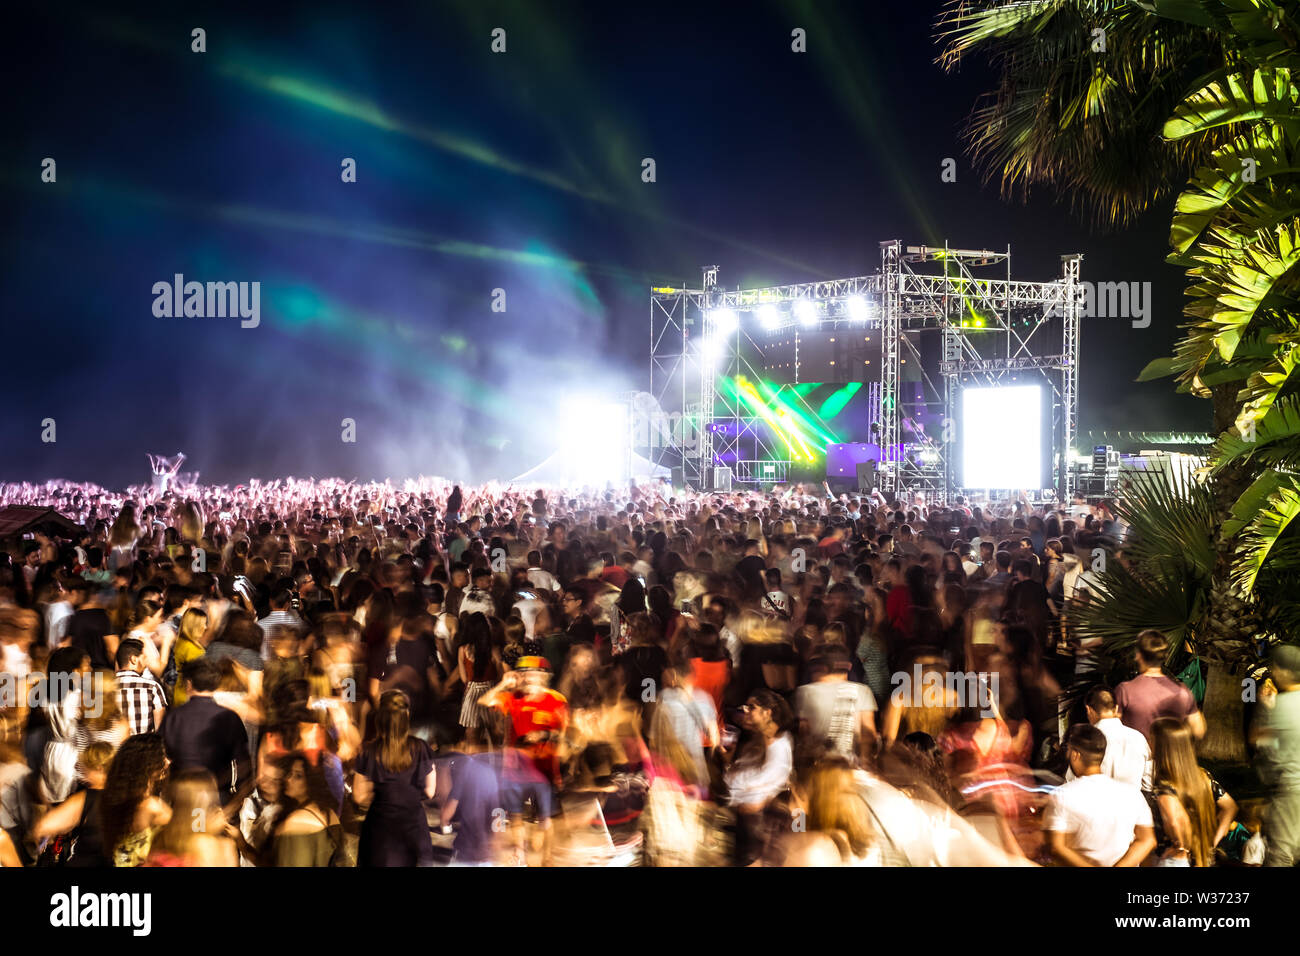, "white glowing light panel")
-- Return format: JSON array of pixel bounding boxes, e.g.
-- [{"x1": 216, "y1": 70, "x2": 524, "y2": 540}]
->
[{"x1": 960, "y1": 385, "x2": 1043, "y2": 489}]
